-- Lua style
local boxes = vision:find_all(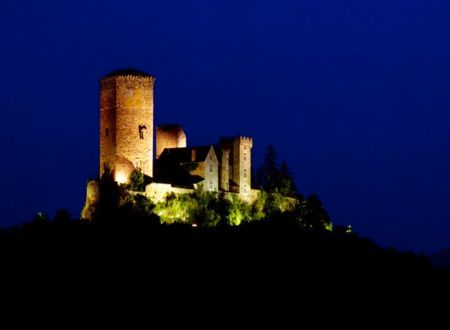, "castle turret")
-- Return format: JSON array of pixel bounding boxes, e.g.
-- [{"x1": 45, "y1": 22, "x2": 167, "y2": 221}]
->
[
  {"x1": 220, "y1": 136, "x2": 253, "y2": 194},
  {"x1": 100, "y1": 69, "x2": 155, "y2": 183},
  {"x1": 156, "y1": 124, "x2": 187, "y2": 160}
]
